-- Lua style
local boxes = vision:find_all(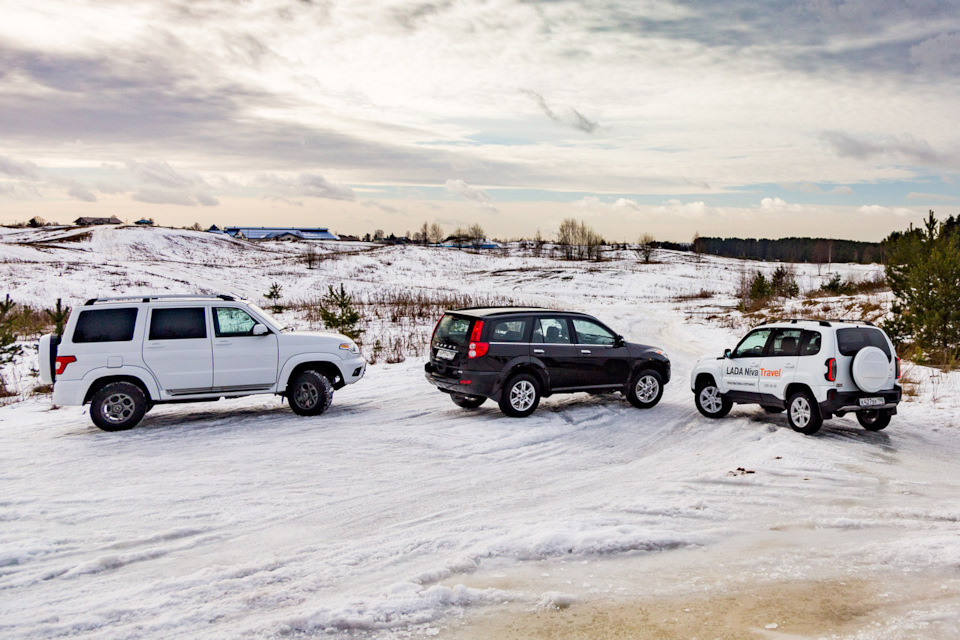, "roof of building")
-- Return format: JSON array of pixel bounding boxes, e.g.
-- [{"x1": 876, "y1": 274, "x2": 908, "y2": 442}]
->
[
  {"x1": 74, "y1": 216, "x2": 123, "y2": 225},
  {"x1": 222, "y1": 227, "x2": 339, "y2": 240}
]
